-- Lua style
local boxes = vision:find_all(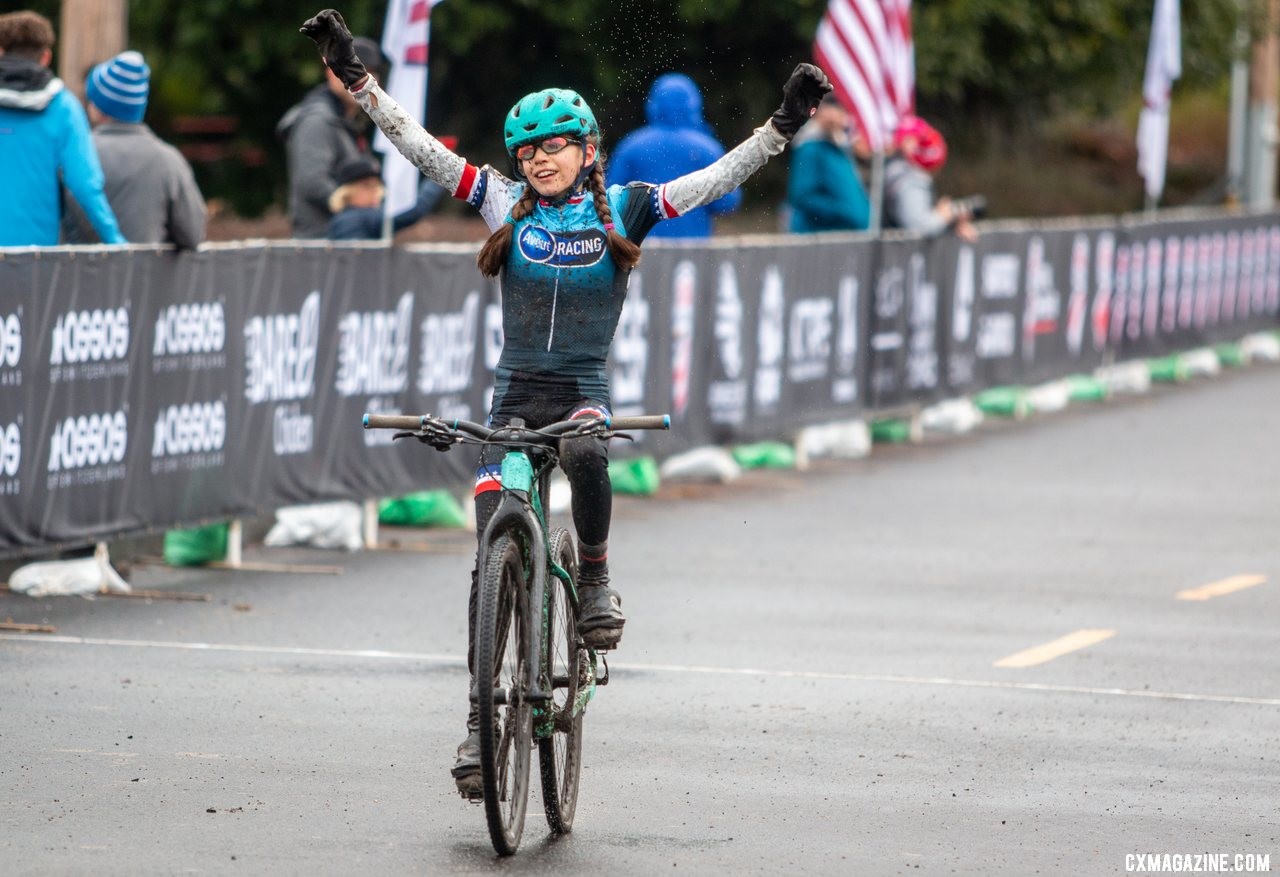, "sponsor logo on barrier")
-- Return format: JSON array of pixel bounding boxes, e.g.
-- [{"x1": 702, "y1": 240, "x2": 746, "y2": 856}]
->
[
  {"x1": 709, "y1": 261, "x2": 747, "y2": 425},
  {"x1": 948, "y1": 246, "x2": 977, "y2": 387},
  {"x1": 788, "y1": 297, "x2": 833, "y2": 383},
  {"x1": 611, "y1": 273, "x2": 649, "y2": 417},
  {"x1": 1066, "y1": 234, "x2": 1089, "y2": 357},
  {"x1": 150, "y1": 400, "x2": 227, "y2": 473},
  {"x1": 244, "y1": 291, "x2": 320, "y2": 404},
  {"x1": 273, "y1": 403, "x2": 314, "y2": 456},
  {"x1": 337, "y1": 292, "x2": 413, "y2": 397},
  {"x1": 517, "y1": 225, "x2": 607, "y2": 267},
  {"x1": 46, "y1": 409, "x2": 129, "y2": 489},
  {"x1": 905, "y1": 254, "x2": 939, "y2": 391},
  {"x1": 1022, "y1": 237, "x2": 1062, "y2": 362},
  {"x1": 482, "y1": 300, "x2": 504, "y2": 418},
  {"x1": 833, "y1": 274, "x2": 859, "y2": 403},
  {"x1": 870, "y1": 265, "x2": 905, "y2": 397},
  {"x1": 1269, "y1": 227, "x2": 1280, "y2": 315},
  {"x1": 976, "y1": 252, "x2": 1019, "y2": 361},
  {"x1": 1142, "y1": 238, "x2": 1161, "y2": 339},
  {"x1": 152, "y1": 301, "x2": 227, "y2": 371},
  {"x1": 754, "y1": 267, "x2": 785, "y2": 414},
  {"x1": 670, "y1": 261, "x2": 696, "y2": 418},
  {"x1": 1092, "y1": 231, "x2": 1115, "y2": 349},
  {"x1": 49, "y1": 305, "x2": 131, "y2": 382},
  {"x1": 1222, "y1": 231, "x2": 1241, "y2": 324},
  {"x1": 1, "y1": 308, "x2": 21, "y2": 387},
  {"x1": 0, "y1": 420, "x2": 19, "y2": 496},
  {"x1": 1161, "y1": 237, "x2": 1182, "y2": 333},
  {"x1": 418, "y1": 291, "x2": 479, "y2": 400}
]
